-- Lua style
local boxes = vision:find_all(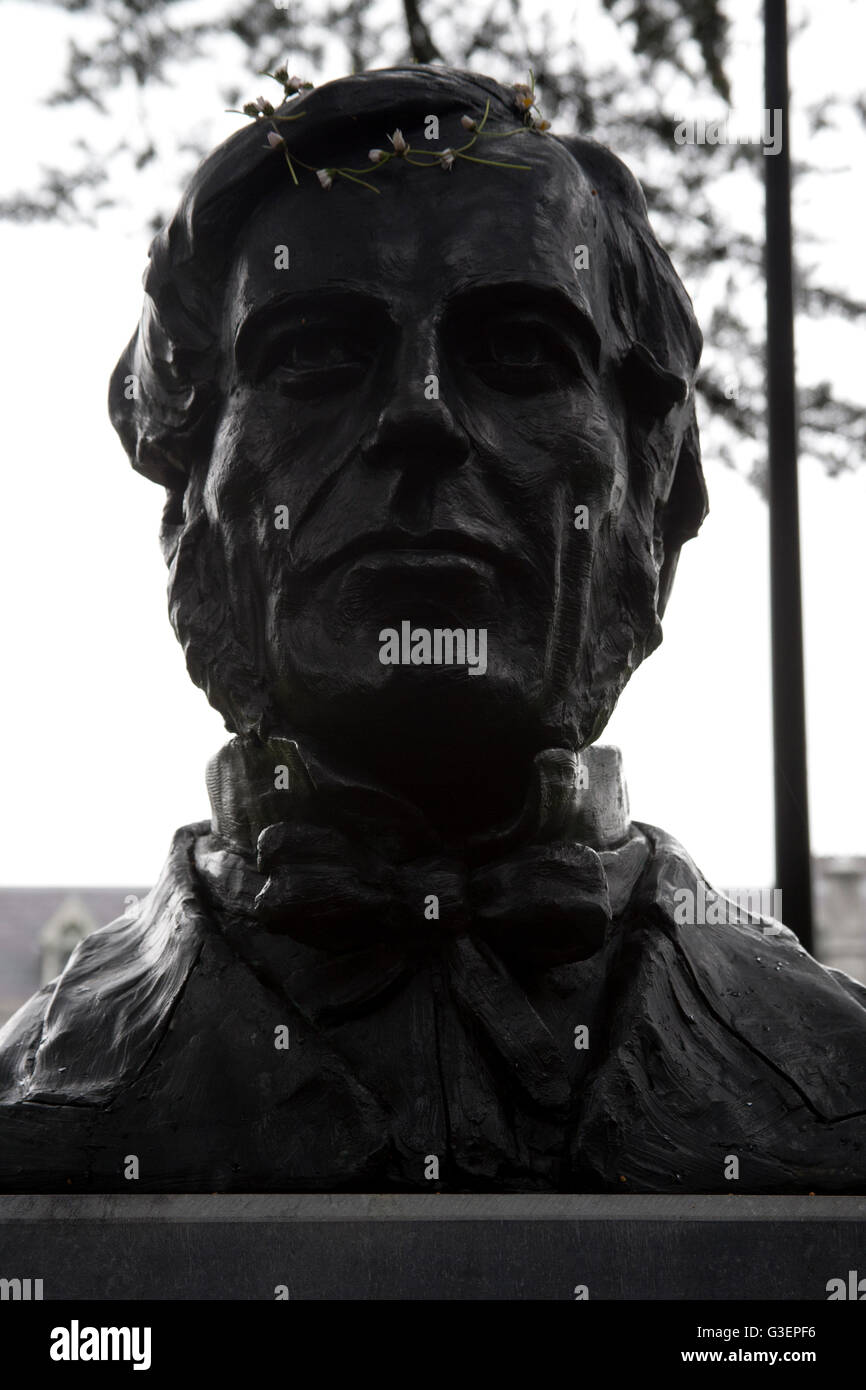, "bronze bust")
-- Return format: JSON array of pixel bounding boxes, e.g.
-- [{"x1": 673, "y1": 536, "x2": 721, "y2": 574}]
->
[{"x1": 1, "y1": 66, "x2": 864, "y2": 1193}]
